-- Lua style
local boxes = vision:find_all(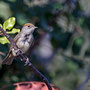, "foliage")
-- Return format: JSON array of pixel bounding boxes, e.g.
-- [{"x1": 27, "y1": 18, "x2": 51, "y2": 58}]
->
[{"x1": 0, "y1": 17, "x2": 20, "y2": 44}]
